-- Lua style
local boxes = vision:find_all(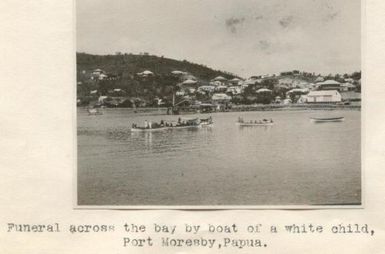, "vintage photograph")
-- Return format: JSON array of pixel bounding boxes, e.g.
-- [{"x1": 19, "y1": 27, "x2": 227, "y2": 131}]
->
[{"x1": 76, "y1": 0, "x2": 361, "y2": 207}]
